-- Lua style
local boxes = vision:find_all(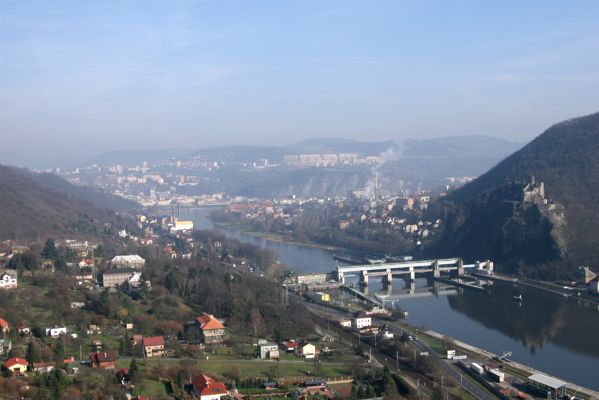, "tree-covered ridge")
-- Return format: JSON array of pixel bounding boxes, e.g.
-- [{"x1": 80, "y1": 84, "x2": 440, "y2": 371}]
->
[
  {"x1": 430, "y1": 111, "x2": 599, "y2": 278},
  {"x1": 0, "y1": 165, "x2": 133, "y2": 241}
]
